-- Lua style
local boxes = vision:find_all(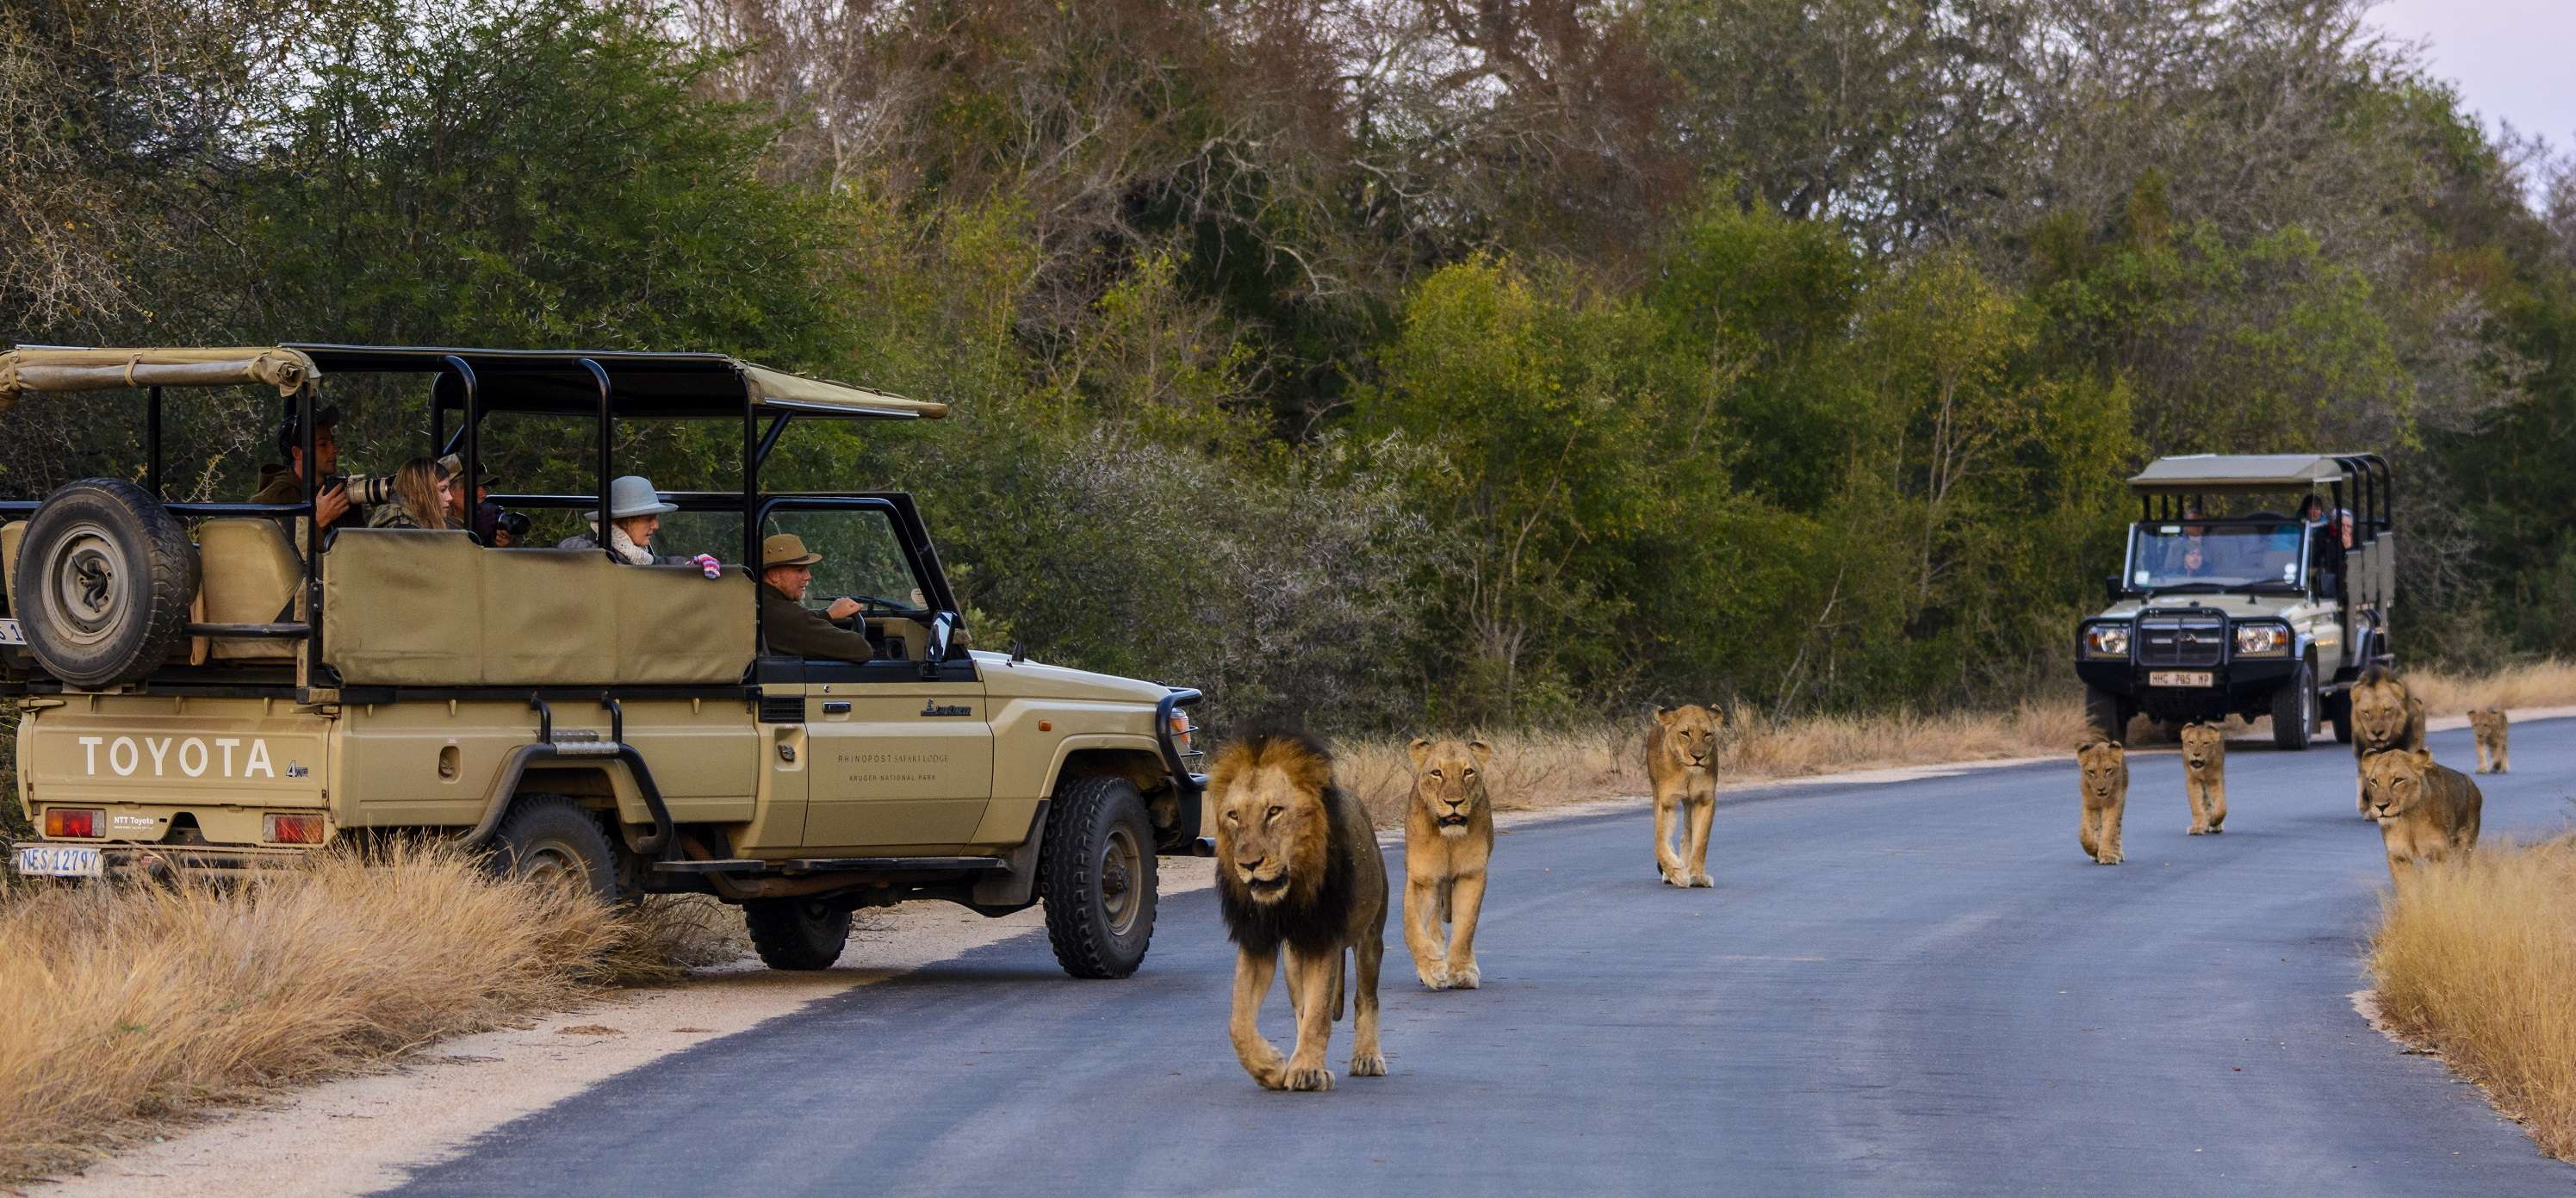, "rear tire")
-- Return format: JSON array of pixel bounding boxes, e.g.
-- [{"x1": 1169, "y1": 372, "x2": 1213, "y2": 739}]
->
[
  {"x1": 2083, "y1": 686, "x2": 2128, "y2": 743},
  {"x1": 2325, "y1": 690, "x2": 2355, "y2": 744},
  {"x1": 744, "y1": 899, "x2": 852, "y2": 971},
  {"x1": 1040, "y1": 776, "x2": 1158, "y2": 979},
  {"x1": 491, "y1": 796, "x2": 627, "y2": 903},
  {"x1": 2271, "y1": 661, "x2": 2318, "y2": 750},
  {"x1": 13, "y1": 478, "x2": 198, "y2": 688}
]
